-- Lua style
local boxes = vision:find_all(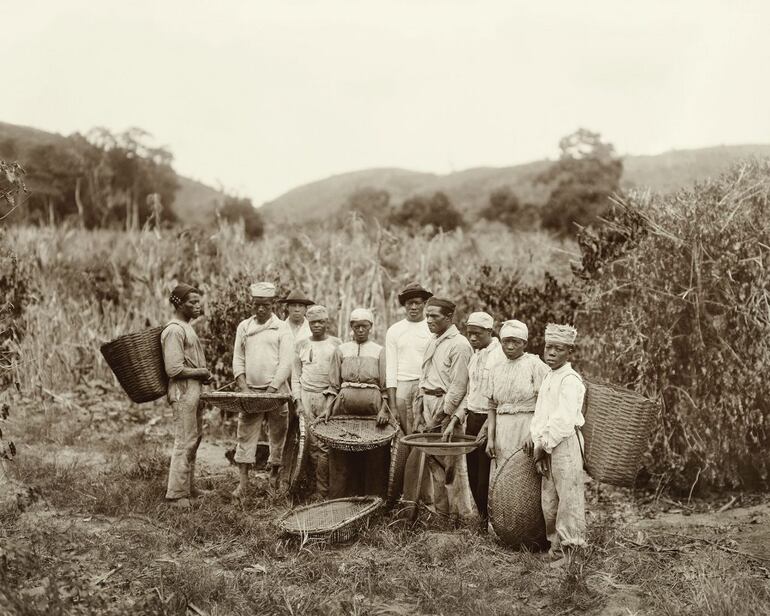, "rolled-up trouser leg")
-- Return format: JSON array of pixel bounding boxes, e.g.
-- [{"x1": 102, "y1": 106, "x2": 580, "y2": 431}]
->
[
  {"x1": 465, "y1": 411, "x2": 490, "y2": 518},
  {"x1": 541, "y1": 433, "x2": 587, "y2": 552},
  {"x1": 301, "y1": 390, "x2": 329, "y2": 497},
  {"x1": 166, "y1": 382, "x2": 202, "y2": 499},
  {"x1": 235, "y1": 411, "x2": 265, "y2": 465}
]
